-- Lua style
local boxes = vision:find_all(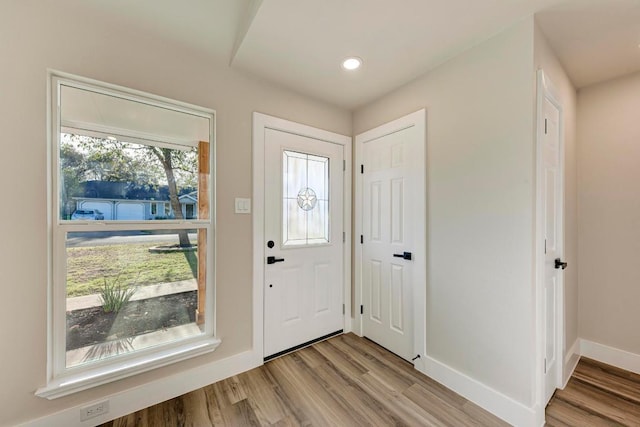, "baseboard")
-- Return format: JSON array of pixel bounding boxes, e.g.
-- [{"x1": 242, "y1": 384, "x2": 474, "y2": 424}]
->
[
  {"x1": 562, "y1": 338, "x2": 580, "y2": 388},
  {"x1": 420, "y1": 355, "x2": 538, "y2": 427},
  {"x1": 19, "y1": 350, "x2": 259, "y2": 427},
  {"x1": 580, "y1": 339, "x2": 640, "y2": 376}
]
